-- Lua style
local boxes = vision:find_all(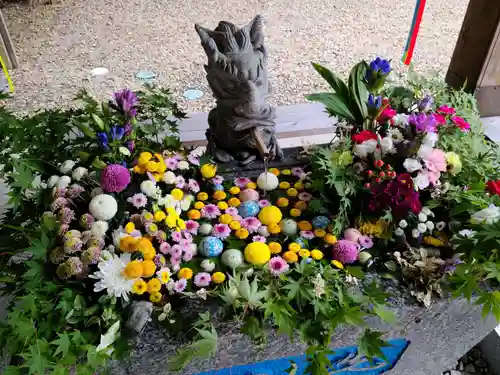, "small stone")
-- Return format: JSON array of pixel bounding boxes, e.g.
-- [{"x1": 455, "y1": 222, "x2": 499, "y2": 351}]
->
[
  {"x1": 474, "y1": 359, "x2": 487, "y2": 368},
  {"x1": 449, "y1": 371, "x2": 461, "y2": 375}
]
